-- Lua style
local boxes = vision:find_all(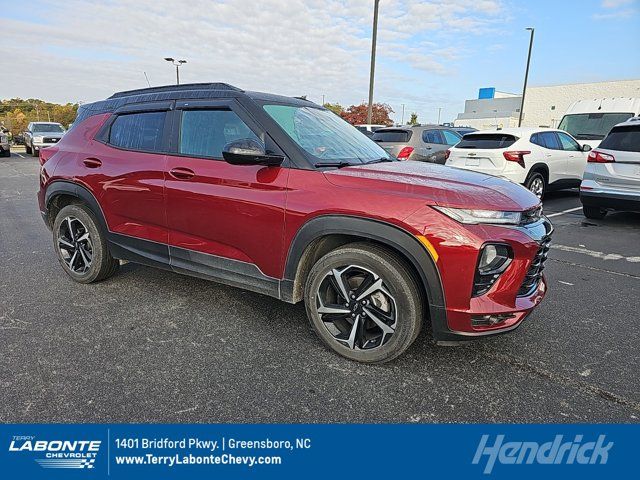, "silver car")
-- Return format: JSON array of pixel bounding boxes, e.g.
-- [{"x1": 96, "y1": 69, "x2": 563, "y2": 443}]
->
[
  {"x1": 24, "y1": 122, "x2": 66, "y2": 157},
  {"x1": 580, "y1": 117, "x2": 640, "y2": 218},
  {"x1": 372, "y1": 125, "x2": 462, "y2": 163}
]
